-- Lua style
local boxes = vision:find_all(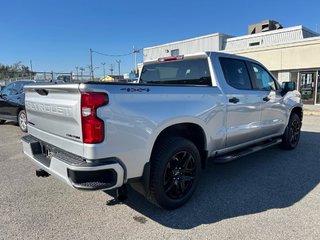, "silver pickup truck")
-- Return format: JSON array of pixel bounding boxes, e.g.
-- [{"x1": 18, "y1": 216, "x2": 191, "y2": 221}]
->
[{"x1": 21, "y1": 52, "x2": 303, "y2": 209}]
